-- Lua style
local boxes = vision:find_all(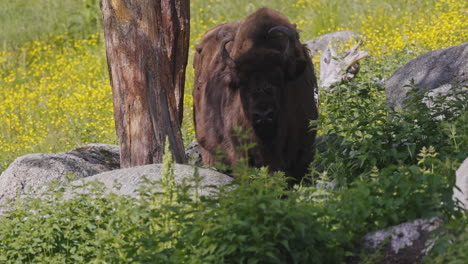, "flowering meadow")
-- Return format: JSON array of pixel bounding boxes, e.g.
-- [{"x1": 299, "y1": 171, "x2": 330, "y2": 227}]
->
[
  {"x1": 0, "y1": 34, "x2": 115, "y2": 170},
  {"x1": 1, "y1": 0, "x2": 467, "y2": 172}
]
